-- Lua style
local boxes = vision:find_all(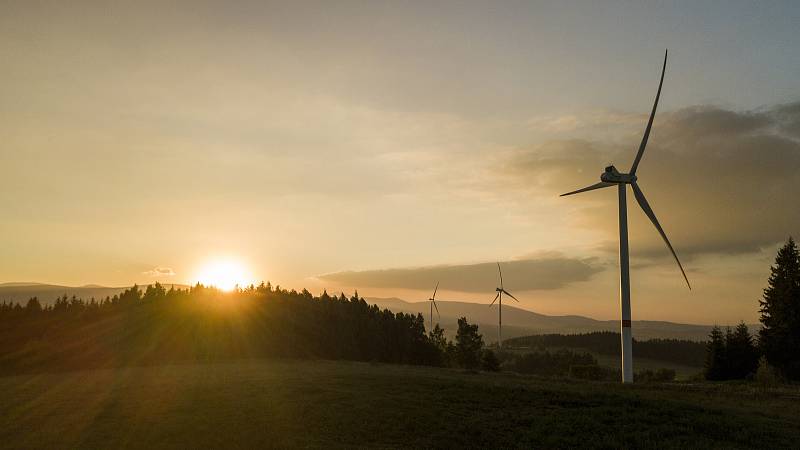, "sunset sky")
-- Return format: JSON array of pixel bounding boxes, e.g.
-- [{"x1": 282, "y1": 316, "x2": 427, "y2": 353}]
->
[{"x1": 2, "y1": 1, "x2": 798, "y2": 324}]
